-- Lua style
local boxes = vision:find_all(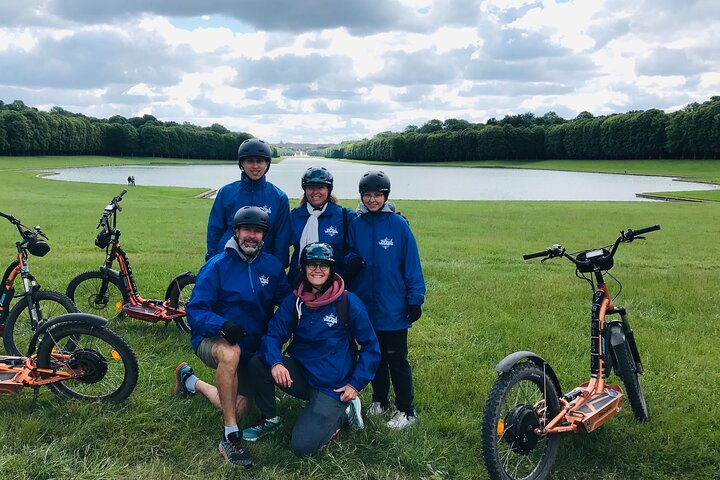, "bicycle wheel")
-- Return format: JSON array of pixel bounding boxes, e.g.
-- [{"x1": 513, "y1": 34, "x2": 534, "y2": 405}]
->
[
  {"x1": 66, "y1": 270, "x2": 128, "y2": 321},
  {"x1": 2, "y1": 289, "x2": 79, "y2": 356},
  {"x1": 167, "y1": 274, "x2": 195, "y2": 333},
  {"x1": 613, "y1": 340, "x2": 649, "y2": 422},
  {"x1": 481, "y1": 362, "x2": 561, "y2": 480},
  {"x1": 36, "y1": 321, "x2": 139, "y2": 402}
]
